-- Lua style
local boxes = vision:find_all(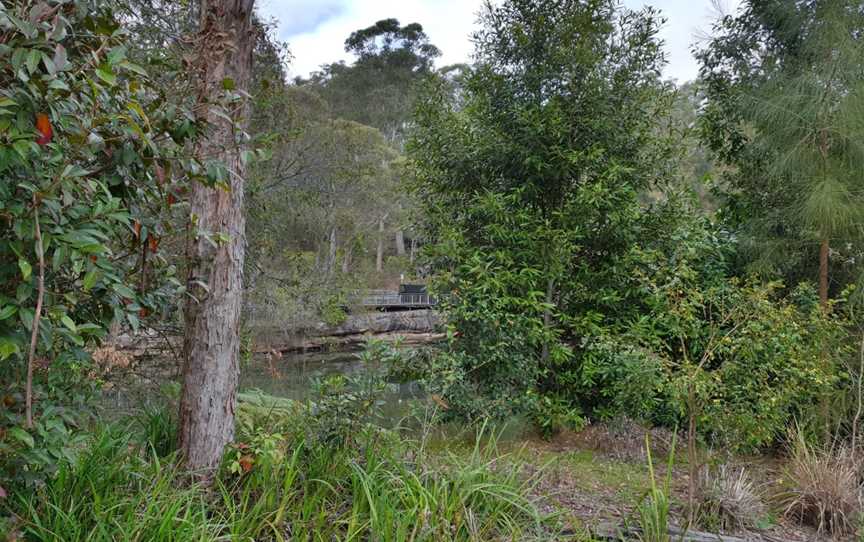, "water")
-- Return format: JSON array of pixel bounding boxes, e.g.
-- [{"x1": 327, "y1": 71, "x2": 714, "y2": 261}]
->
[
  {"x1": 97, "y1": 348, "x2": 420, "y2": 421},
  {"x1": 240, "y1": 349, "x2": 422, "y2": 407}
]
